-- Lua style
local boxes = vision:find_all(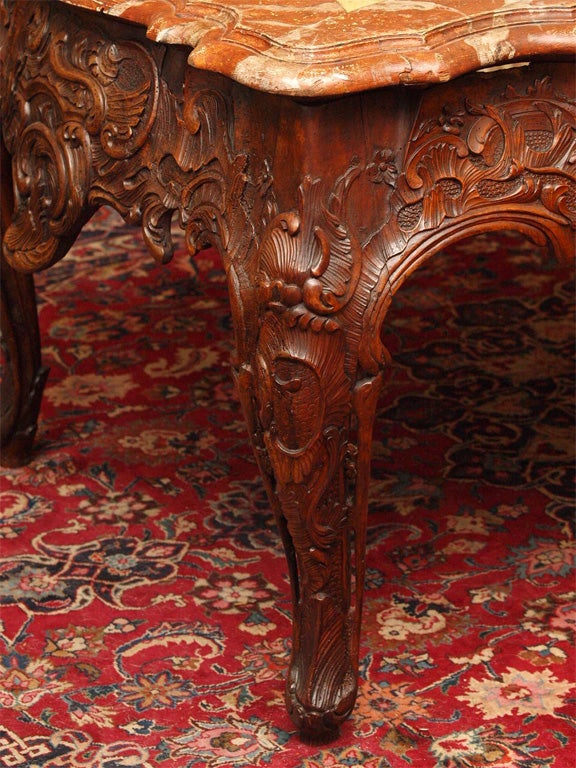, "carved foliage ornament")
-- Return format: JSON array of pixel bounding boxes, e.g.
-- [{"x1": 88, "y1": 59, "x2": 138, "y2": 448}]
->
[
  {"x1": 257, "y1": 167, "x2": 364, "y2": 333},
  {"x1": 377, "y1": 77, "x2": 576, "y2": 266},
  {"x1": 359, "y1": 76, "x2": 576, "y2": 372},
  {"x1": 254, "y1": 76, "x2": 576, "y2": 383},
  {"x1": 0, "y1": 1, "x2": 253, "y2": 273},
  {"x1": 399, "y1": 79, "x2": 575, "y2": 233}
]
